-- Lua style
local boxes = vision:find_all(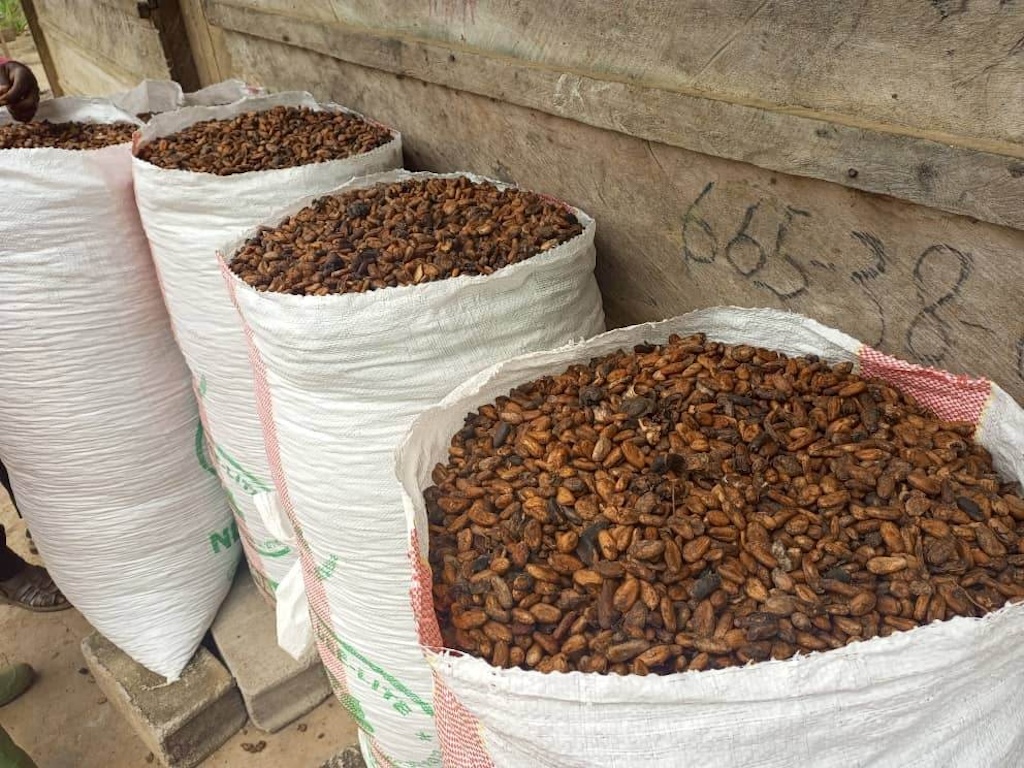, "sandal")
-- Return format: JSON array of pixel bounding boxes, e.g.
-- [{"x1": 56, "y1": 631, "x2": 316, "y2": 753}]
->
[{"x1": 0, "y1": 565, "x2": 69, "y2": 612}]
